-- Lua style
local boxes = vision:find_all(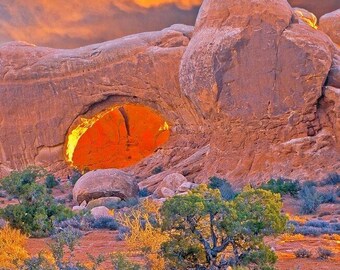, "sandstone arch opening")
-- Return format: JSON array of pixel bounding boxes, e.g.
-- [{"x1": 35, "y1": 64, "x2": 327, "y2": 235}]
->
[{"x1": 65, "y1": 104, "x2": 170, "y2": 171}]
